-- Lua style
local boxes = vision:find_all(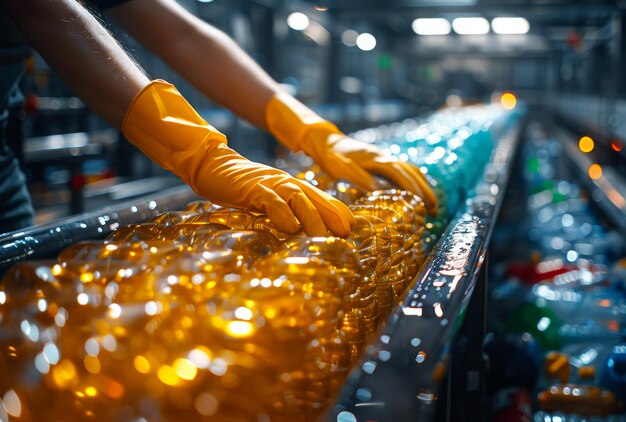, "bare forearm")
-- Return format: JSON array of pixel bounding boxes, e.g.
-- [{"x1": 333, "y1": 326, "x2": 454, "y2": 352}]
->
[
  {"x1": 0, "y1": 0, "x2": 149, "y2": 130},
  {"x1": 108, "y1": 0, "x2": 281, "y2": 130}
]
